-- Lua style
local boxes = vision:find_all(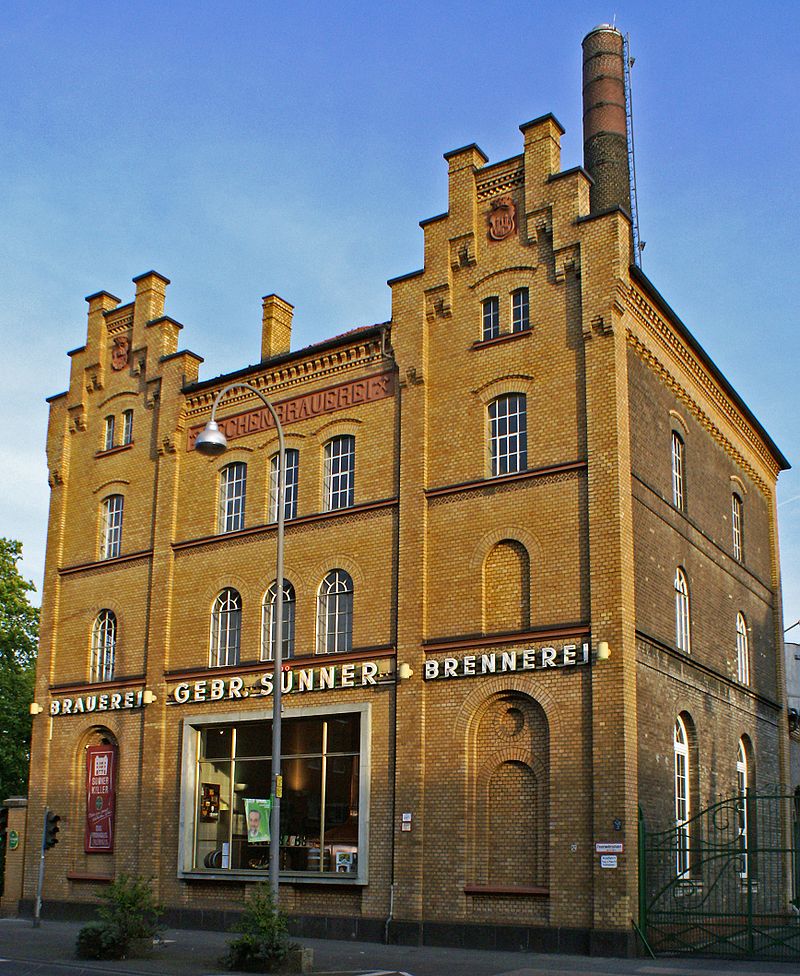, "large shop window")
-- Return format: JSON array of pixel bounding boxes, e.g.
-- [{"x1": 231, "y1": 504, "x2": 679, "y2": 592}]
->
[{"x1": 182, "y1": 707, "x2": 367, "y2": 881}]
